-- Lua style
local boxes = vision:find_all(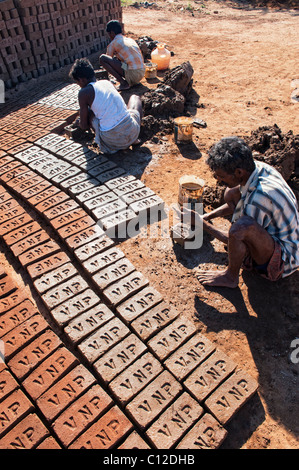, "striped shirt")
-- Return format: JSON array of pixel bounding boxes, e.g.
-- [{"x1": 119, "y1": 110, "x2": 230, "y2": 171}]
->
[
  {"x1": 232, "y1": 161, "x2": 299, "y2": 277},
  {"x1": 106, "y1": 34, "x2": 144, "y2": 70}
]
